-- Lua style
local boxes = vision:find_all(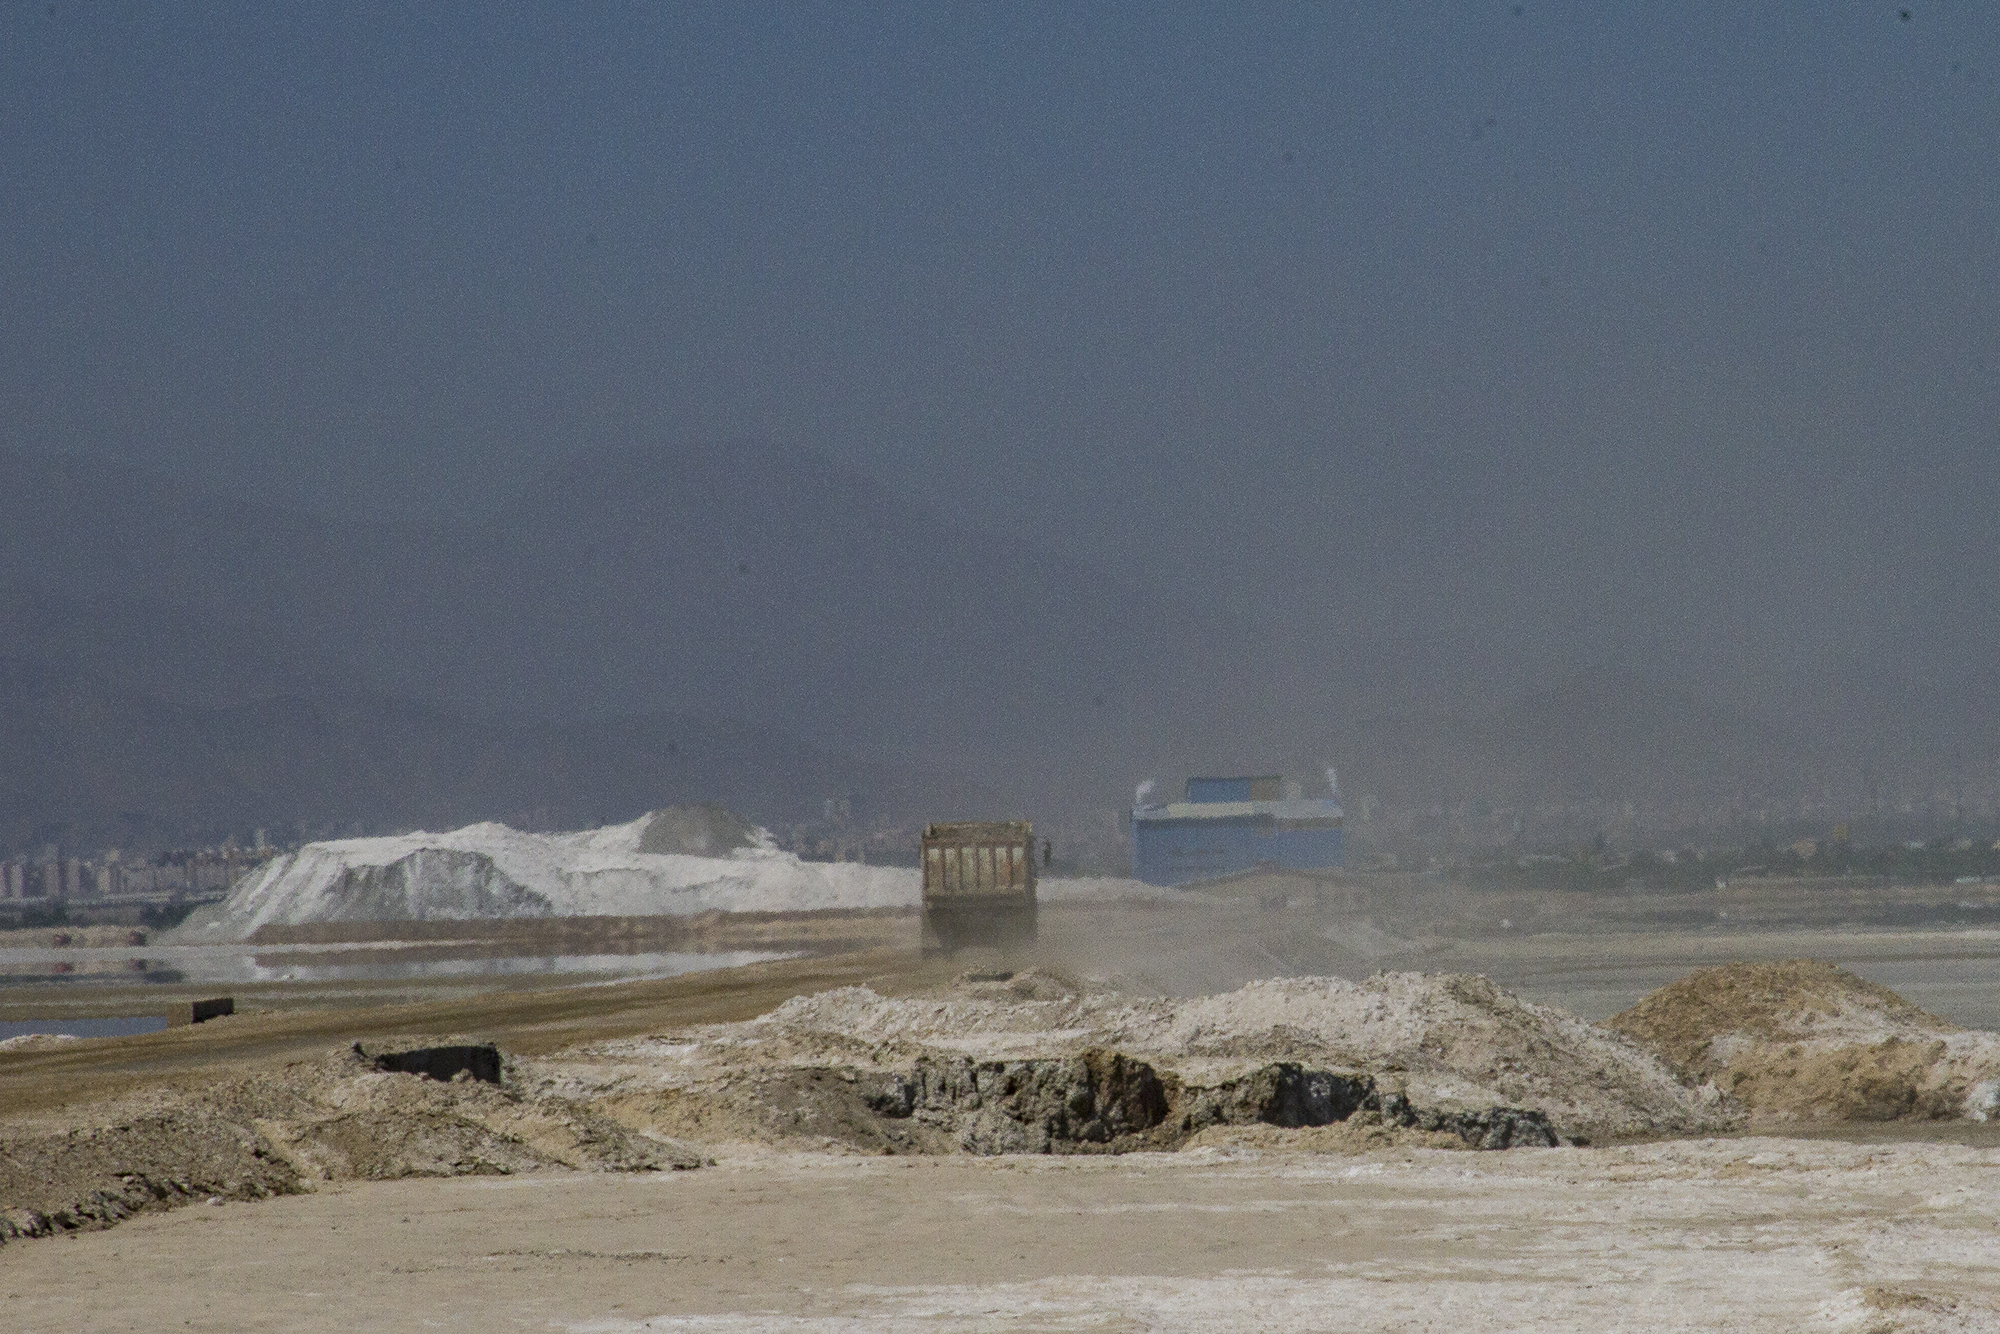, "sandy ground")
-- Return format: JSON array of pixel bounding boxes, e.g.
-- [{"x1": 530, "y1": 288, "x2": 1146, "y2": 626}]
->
[
  {"x1": 0, "y1": 948, "x2": 986, "y2": 1124},
  {"x1": 5, "y1": 1137, "x2": 1998, "y2": 1333},
  {"x1": 10, "y1": 886, "x2": 2000, "y2": 1332}
]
